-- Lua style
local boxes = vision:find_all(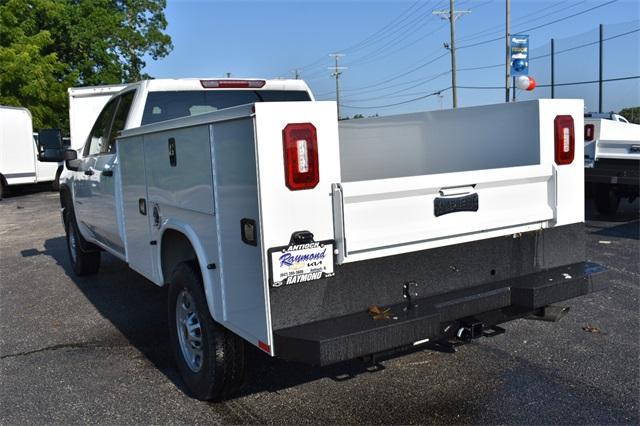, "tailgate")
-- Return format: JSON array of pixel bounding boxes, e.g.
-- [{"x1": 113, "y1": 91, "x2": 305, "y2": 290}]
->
[
  {"x1": 333, "y1": 99, "x2": 584, "y2": 264},
  {"x1": 333, "y1": 164, "x2": 553, "y2": 263},
  {"x1": 594, "y1": 119, "x2": 640, "y2": 161}
]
